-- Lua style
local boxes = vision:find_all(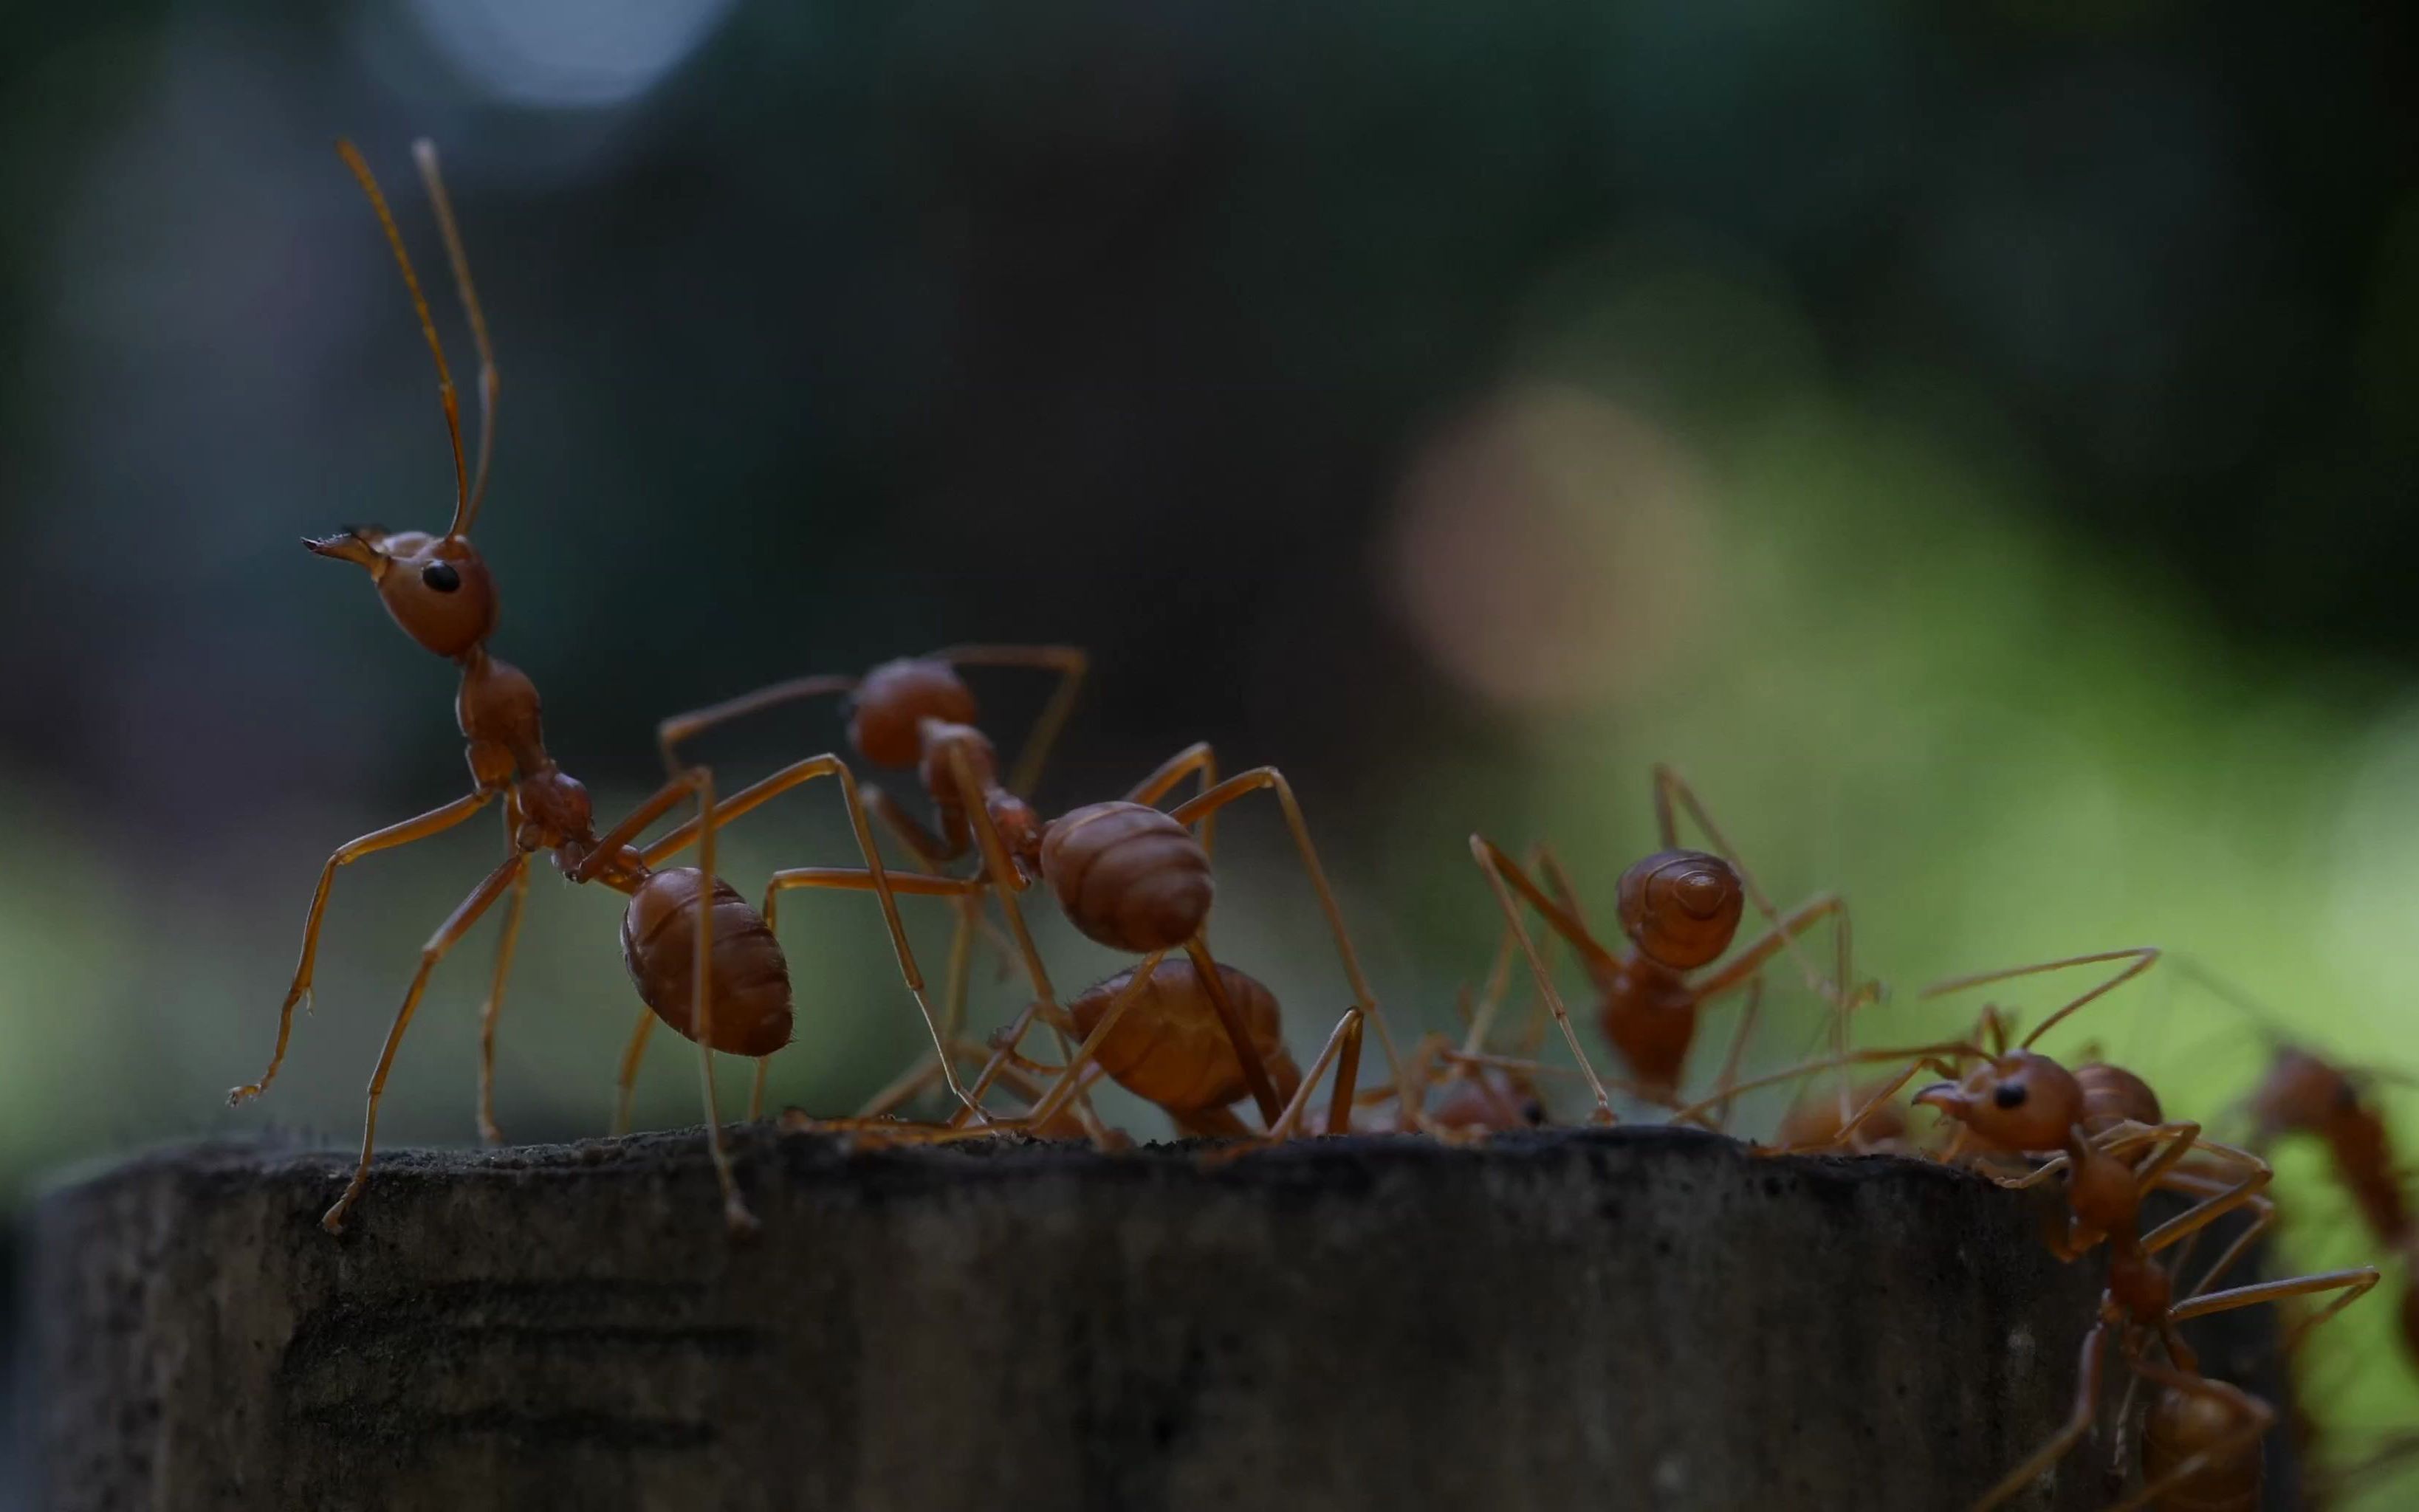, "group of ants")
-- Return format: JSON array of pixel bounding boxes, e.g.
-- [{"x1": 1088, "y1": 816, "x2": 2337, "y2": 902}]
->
[{"x1": 225, "y1": 140, "x2": 2418, "y2": 1511}]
